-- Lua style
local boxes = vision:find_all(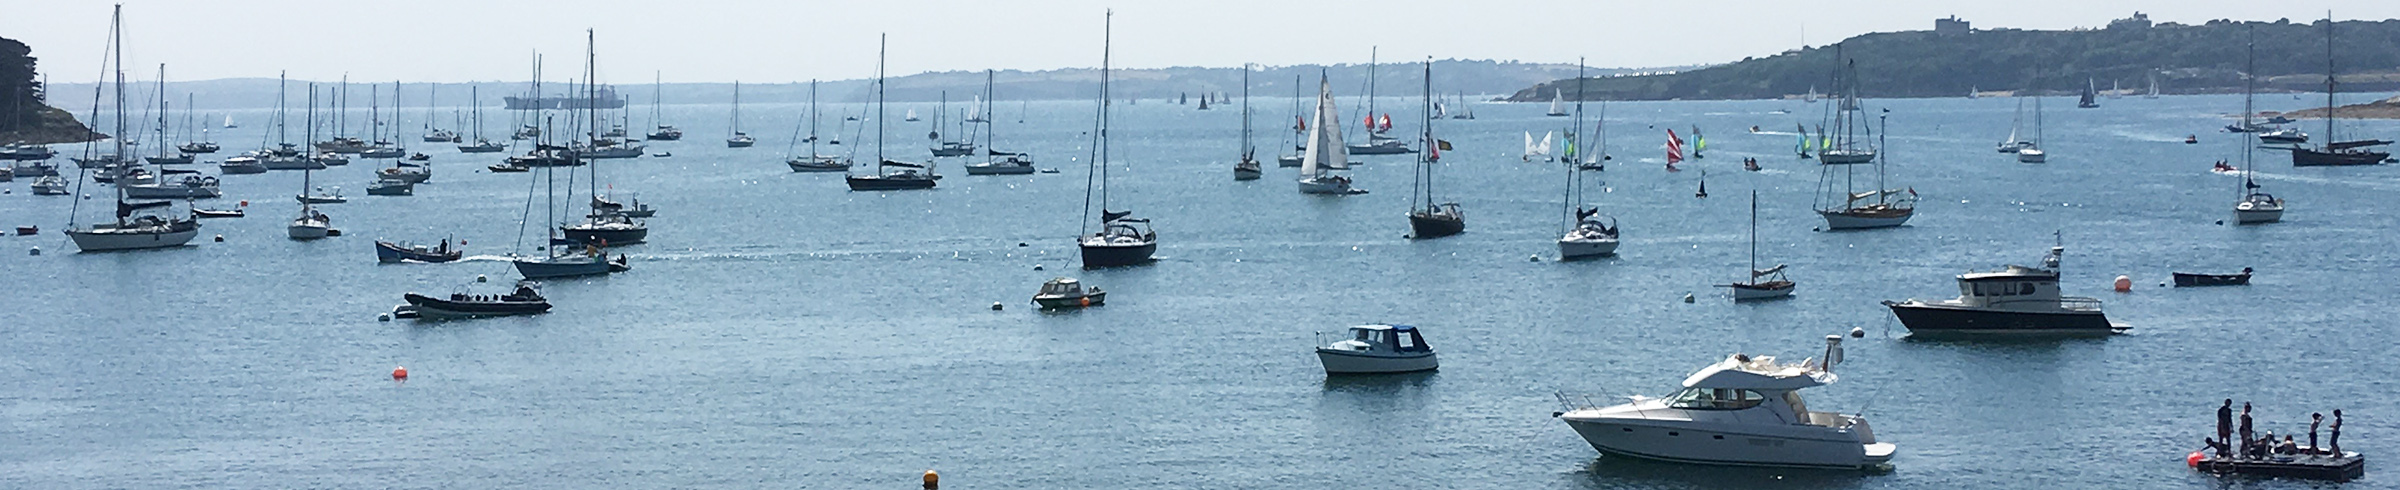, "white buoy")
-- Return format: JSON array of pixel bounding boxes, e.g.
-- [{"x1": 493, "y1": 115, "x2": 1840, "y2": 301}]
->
[
  {"x1": 2113, "y1": 275, "x2": 2133, "y2": 293},
  {"x1": 1850, "y1": 327, "x2": 1866, "y2": 338}
]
